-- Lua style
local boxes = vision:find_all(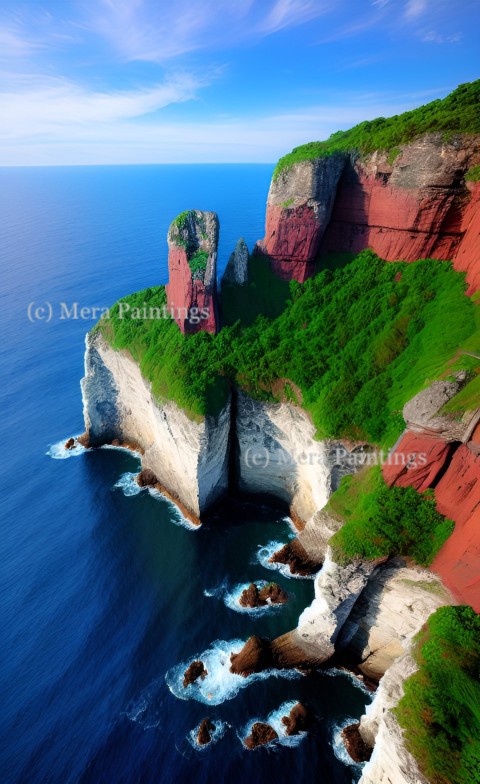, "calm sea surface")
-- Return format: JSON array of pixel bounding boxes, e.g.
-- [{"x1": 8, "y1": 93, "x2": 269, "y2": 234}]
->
[{"x1": 0, "y1": 165, "x2": 369, "y2": 784}]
